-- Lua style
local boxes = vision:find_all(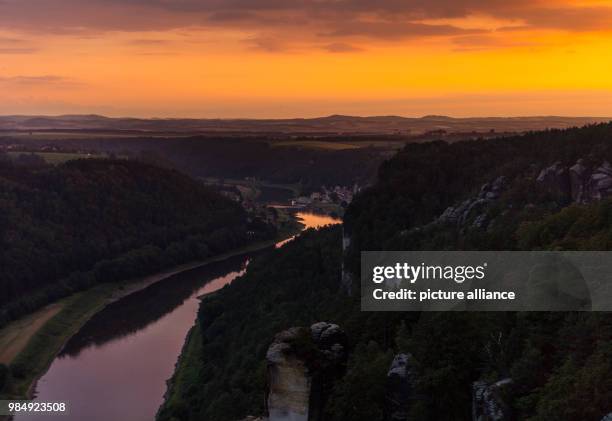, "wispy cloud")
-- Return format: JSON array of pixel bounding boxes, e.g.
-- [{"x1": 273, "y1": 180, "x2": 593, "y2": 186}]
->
[
  {"x1": 0, "y1": 47, "x2": 38, "y2": 54},
  {"x1": 323, "y1": 42, "x2": 364, "y2": 53},
  {"x1": 126, "y1": 39, "x2": 172, "y2": 46},
  {"x1": 0, "y1": 75, "x2": 83, "y2": 87},
  {"x1": 244, "y1": 36, "x2": 288, "y2": 52},
  {"x1": 0, "y1": 36, "x2": 38, "y2": 54}
]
